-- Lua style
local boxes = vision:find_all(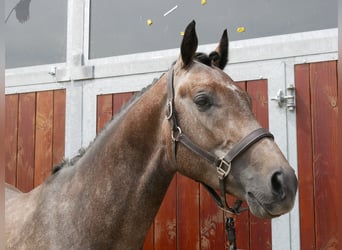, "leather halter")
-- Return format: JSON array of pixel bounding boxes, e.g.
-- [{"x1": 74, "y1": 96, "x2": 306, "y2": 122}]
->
[{"x1": 166, "y1": 65, "x2": 274, "y2": 215}]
